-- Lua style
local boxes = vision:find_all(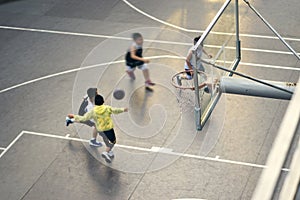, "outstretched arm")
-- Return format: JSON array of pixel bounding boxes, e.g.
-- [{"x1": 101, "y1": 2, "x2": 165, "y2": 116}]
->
[
  {"x1": 130, "y1": 45, "x2": 149, "y2": 63},
  {"x1": 68, "y1": 110, "x2": 93, "y2": 123},
  {"x1": 111, "y1": 107, "x2": 128, "y2": 114},
  {"x1": 202, "y1": 48, "x2": 212, "y2": 58}
]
